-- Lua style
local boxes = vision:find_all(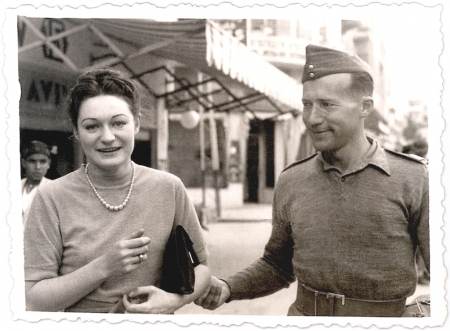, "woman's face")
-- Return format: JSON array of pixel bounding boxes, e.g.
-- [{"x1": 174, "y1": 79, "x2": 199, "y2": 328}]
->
[{"x1": 75, "y1": 95, "x2": 139, "y2": 172}]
